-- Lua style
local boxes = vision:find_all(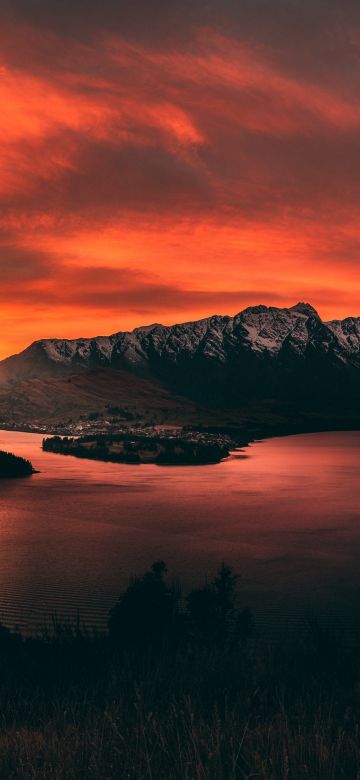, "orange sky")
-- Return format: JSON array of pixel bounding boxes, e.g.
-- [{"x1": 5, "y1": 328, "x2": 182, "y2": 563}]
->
[{"x1": 1, "y1": 0, "x2": 360, "y2": 359}]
